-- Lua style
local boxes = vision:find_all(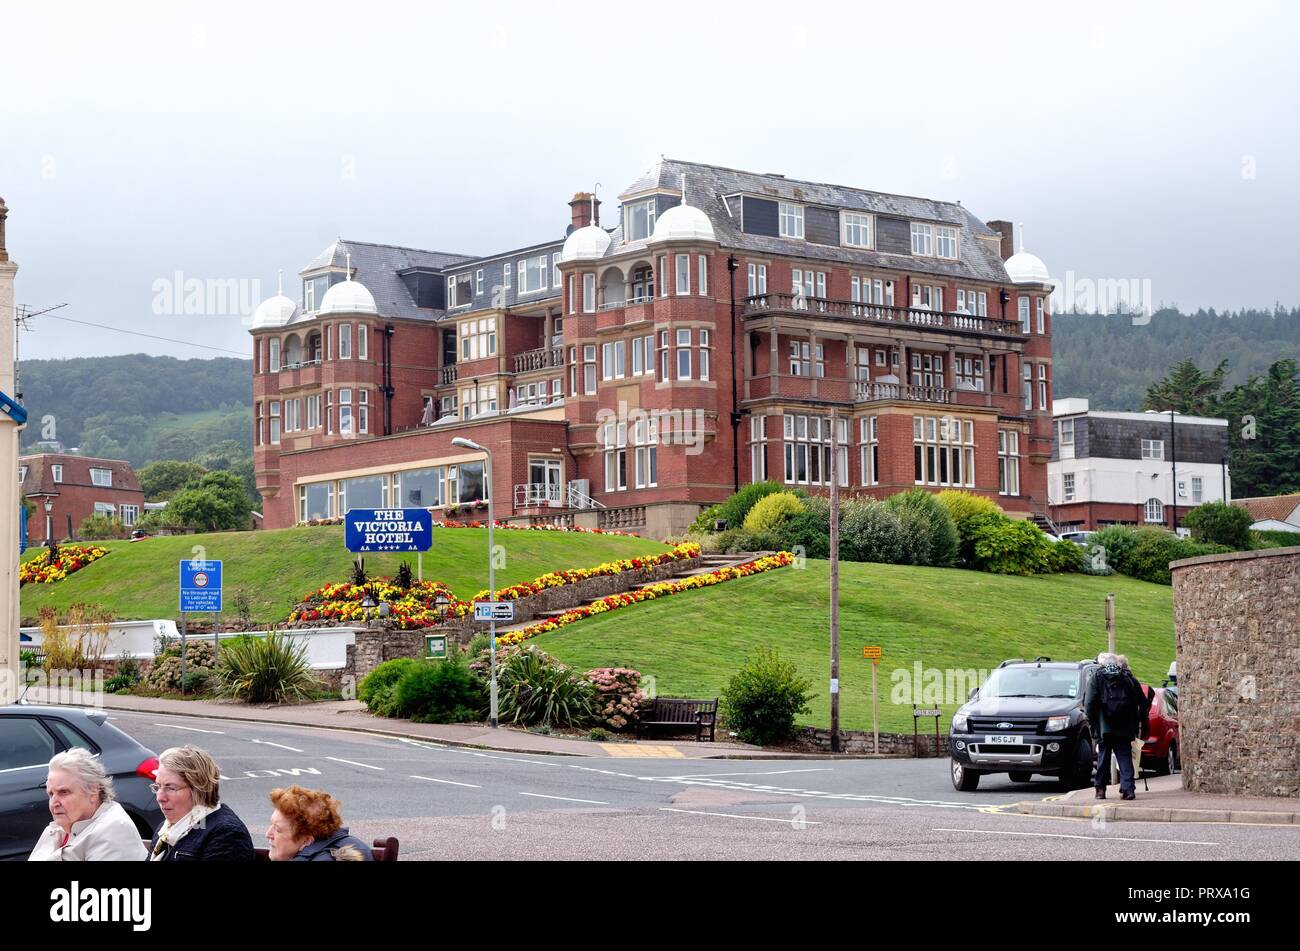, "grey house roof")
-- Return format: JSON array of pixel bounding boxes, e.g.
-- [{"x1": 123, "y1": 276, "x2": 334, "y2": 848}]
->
[
  {"x1": 615, "y1": 159, "x2": 1011, "y2": 284},
  {"x1": 301, "y1": 239, "x2": 476, "y2": 321}
]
